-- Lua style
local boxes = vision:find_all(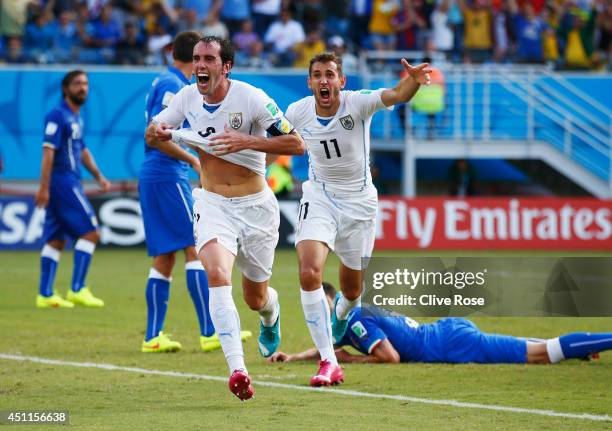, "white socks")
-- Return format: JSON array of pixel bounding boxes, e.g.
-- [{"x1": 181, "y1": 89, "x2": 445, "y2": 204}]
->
[
  {"x1": 208, "y1": 286, "x2": 245, "y2": 373},
  {"x1": 546, "y1": 338, "x2": 565, "y2": 364},
  {"x1": 258, "y1": 287, "x2": 279, "y2": 327},
  {"x1": 301, "y1": 287, "x2": 337, "y2": 365},
  {"x1": 335, "y1": 295, "x2": 361, "y2": 320}
]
